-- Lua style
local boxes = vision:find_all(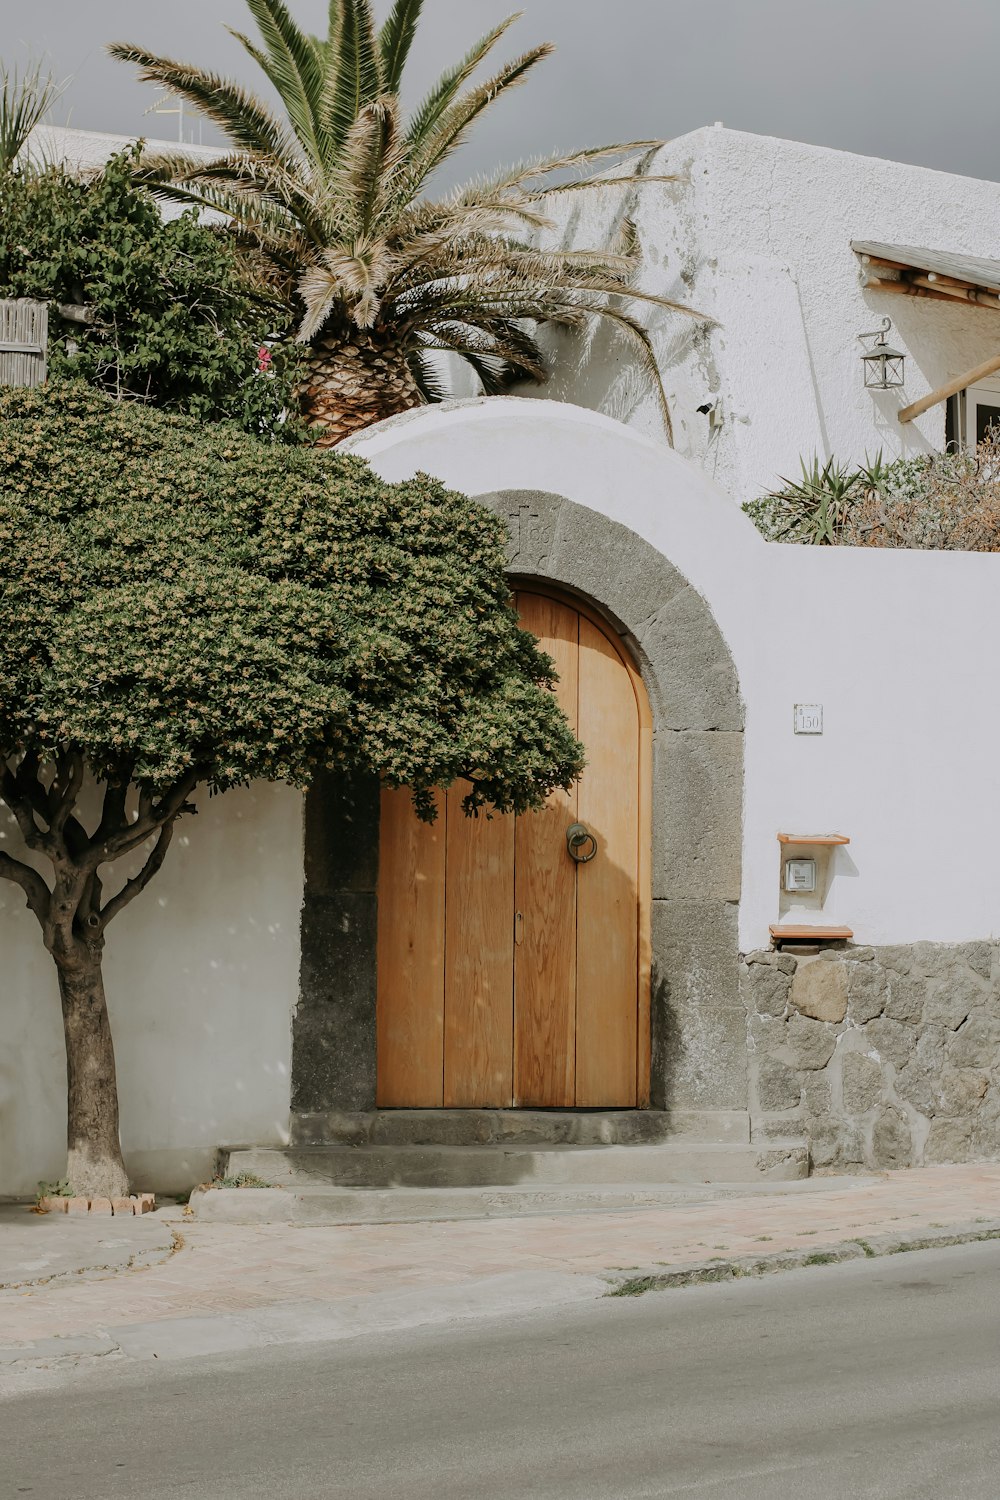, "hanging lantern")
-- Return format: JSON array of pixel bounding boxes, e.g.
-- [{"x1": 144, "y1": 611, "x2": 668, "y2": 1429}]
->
[{"x1": 859, "y1": 317, "x2": 906, "y2": 389}]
